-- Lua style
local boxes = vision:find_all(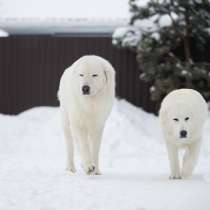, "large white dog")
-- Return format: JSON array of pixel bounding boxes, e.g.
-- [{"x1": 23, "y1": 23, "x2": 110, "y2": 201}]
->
[
  {"x1": 58, "y1": 55, "x2": 115, "y2": 175},
  {"x1": 159, "y1": 89, "x2": 208, "y2": 179}
]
